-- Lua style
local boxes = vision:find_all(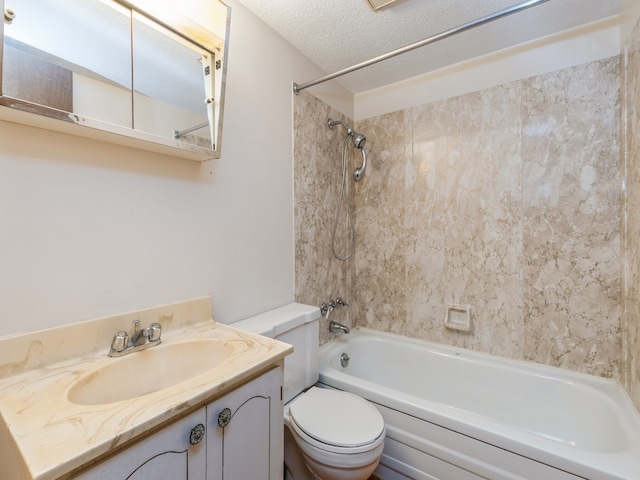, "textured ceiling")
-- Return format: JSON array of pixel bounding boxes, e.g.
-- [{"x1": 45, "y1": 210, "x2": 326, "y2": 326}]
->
[{"x1": 235, "y1": 0, "x2": 624, "y2": 94}]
